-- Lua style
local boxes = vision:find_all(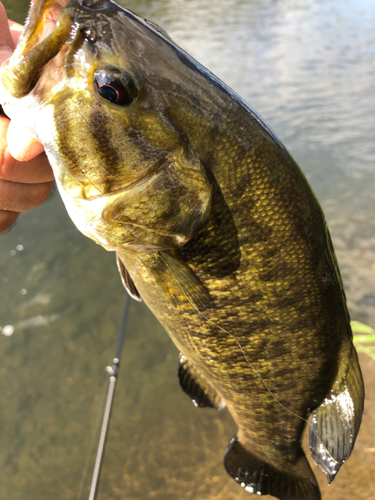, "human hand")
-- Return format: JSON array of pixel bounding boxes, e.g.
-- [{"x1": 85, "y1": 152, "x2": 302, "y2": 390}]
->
[{"x1": 0, "y1": 1, "x2": 55, "y2": 234}]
